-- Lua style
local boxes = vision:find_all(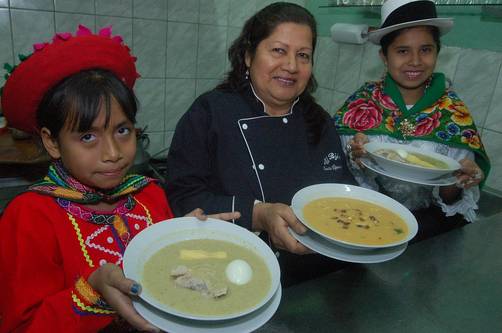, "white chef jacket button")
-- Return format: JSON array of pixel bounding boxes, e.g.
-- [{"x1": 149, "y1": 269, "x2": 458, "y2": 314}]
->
[
  {"x1": 258, "y1": 164, "x2": 265, "y2": 170},
  {"x1": 282, "y1": 118, "x2": 288, "y2": 124},
  {"x1": 242, "y1": 123, "x2": 248, "y2": 130}
]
